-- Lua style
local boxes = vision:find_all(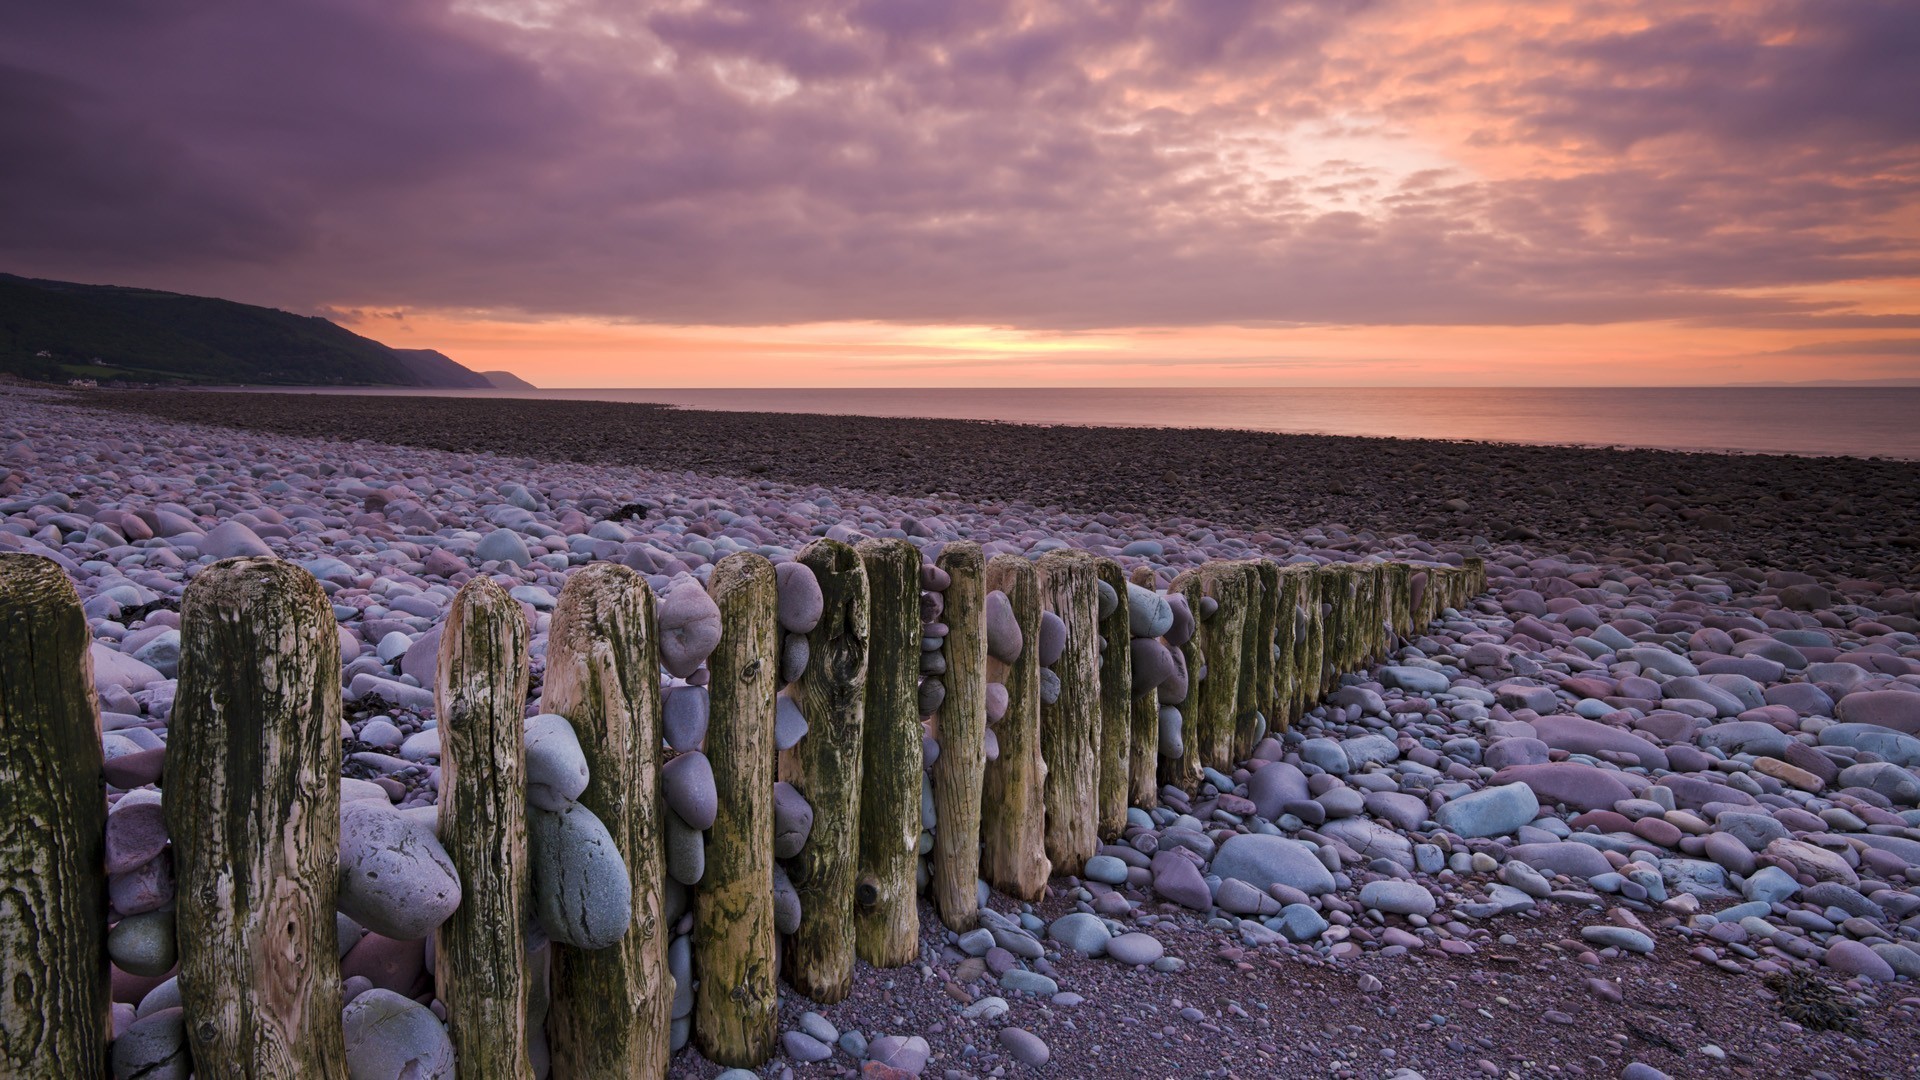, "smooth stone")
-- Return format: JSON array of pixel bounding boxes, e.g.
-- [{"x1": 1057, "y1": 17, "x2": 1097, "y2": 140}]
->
[
  {"x1": 1380, "y1": 665, "x2": 1451, "y2": 694},
  {"x1": 775, "y1": 695, "x2": 809, "y2": 751},
  {"x1": 662, "y1": 750, "x2": 718, "y2": 831},
  {"x1": 110, "y1": 1008, "x2": 189, "y2": 1080},
  {"x1": 1508, "y1": 842, "x2": 1612, "y2": 881},
  {"x1": 658, "y1": 580, "x2": 723, "y2": 677},
  {"x1": 474, "y1": 528, "x2": 532, "y2": 567},
  {"x1": 664, "y1": 685, "x2": 710, "y2": 752},
  {"x1": 1836, "y1": 690, "x2": 1920, "y2": 735},
  {"x1": 1037, "y1": 611, "x2": 1067, "y2": 668},
  {"x1": 1211, "y1": 834, "x2": 1335, "y2": 895},
  {"x1": 1434, "y1": 782, "x2": 1539, "y2": 839},
  {"x1": 774, "y1": 560, "x2": 824, "y2": 634},
  {"x1": 1580, "y1": 925, "x2": 1654, "y2": 954},
  {"x1": 1491, "y1": 762, "x2": 1634, "y2": 812},
  {"x1": 999, "y1": 1027, "x2": 1051, "y2": 1067},
  {"x1": 341, "y1": 989, "x2": 455, "y2": 1080},
  {"x1": 1127, "y1": 583, "x2": 1173, "y2": 638},
  {"x1": 1107, "y1": 932, "x2": 1164, "y2": 966},
  {"x1": 1247, "y1": 761, "x2": 1309, "y2": 820},
  {"x1": 984, "y1": 590, "x2": 1023, "y2": 664},
  {"x1": 1048, "y1": 912, "x2": 1111, "y2": 957},
  {"x1": 337, "y1": 800, "x2": 461, "y2": 941},
  {"x1": 200, "y1": 520, "x2": 274, "y2": 560},
  {"x1": 772, "y1": 864, "x2": 801, "y2": 935},
  {"x1": 107, "y1": 910, "x2": 176, "y2": 978},
  {"x1": 524, "y1": 713, "x2": 591, "y2": 812},
  {"x1": 665, "y1": 810, "x2": 705, "y2": 886},
  {"x1": 1359, "y1": 880, "x2": 1436, "y2": 917},
  {"x1": 773, "y1": 781, "x2": 814, "y2": 859},
  {"x1": 1083, "y1": 854, "x2": 1128, "y2": 885},
  {"x1": 529, "y1": 802, "x2": 634, "y2": 948},
  {"x1": 1825, "y1": 938, "x2": 1897, "y2": 982}
]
